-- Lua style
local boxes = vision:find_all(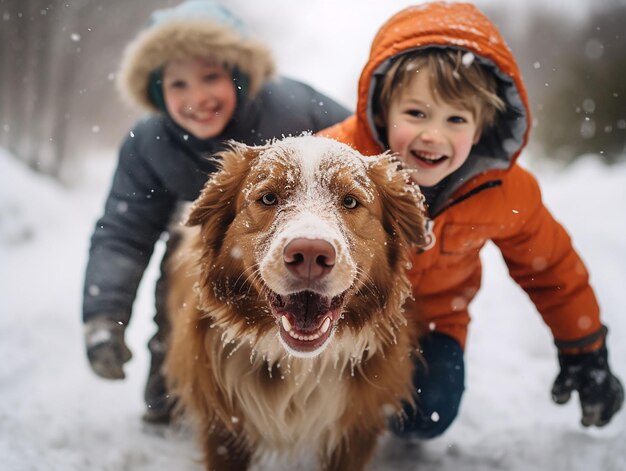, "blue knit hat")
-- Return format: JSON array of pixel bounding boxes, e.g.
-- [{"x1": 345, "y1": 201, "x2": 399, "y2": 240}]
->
[{"x1": 149, "y1": 0, "x2": 246, "y2": 36}]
